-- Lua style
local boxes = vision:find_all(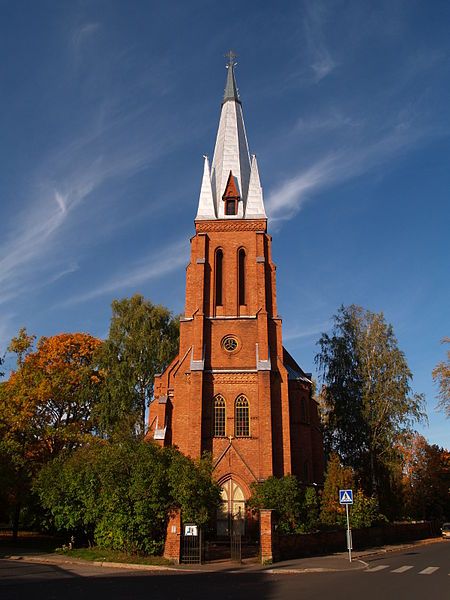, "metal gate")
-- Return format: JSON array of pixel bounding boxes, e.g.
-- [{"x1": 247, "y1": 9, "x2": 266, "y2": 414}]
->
[{"x1": 181, "y1": 524, "x2": 202, "y2": 564}]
